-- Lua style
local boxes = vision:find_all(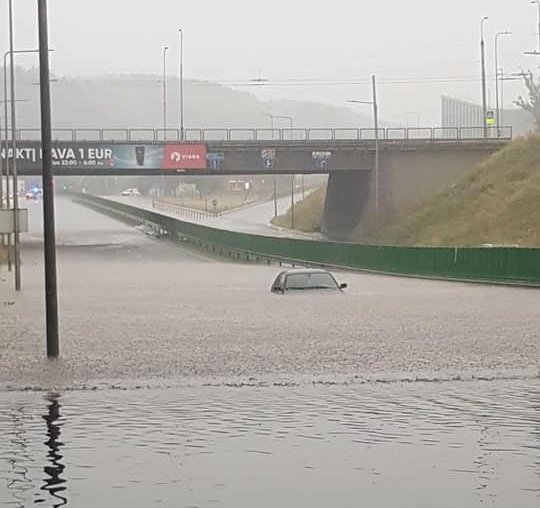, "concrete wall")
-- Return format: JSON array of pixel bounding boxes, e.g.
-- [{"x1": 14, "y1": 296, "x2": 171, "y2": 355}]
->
[
  {"x1": 322, "y1": 145, "x2": 499, "y2": 239},
  {"x1": 321, "y1": 171, "x2": 371, "y2": 239}
]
